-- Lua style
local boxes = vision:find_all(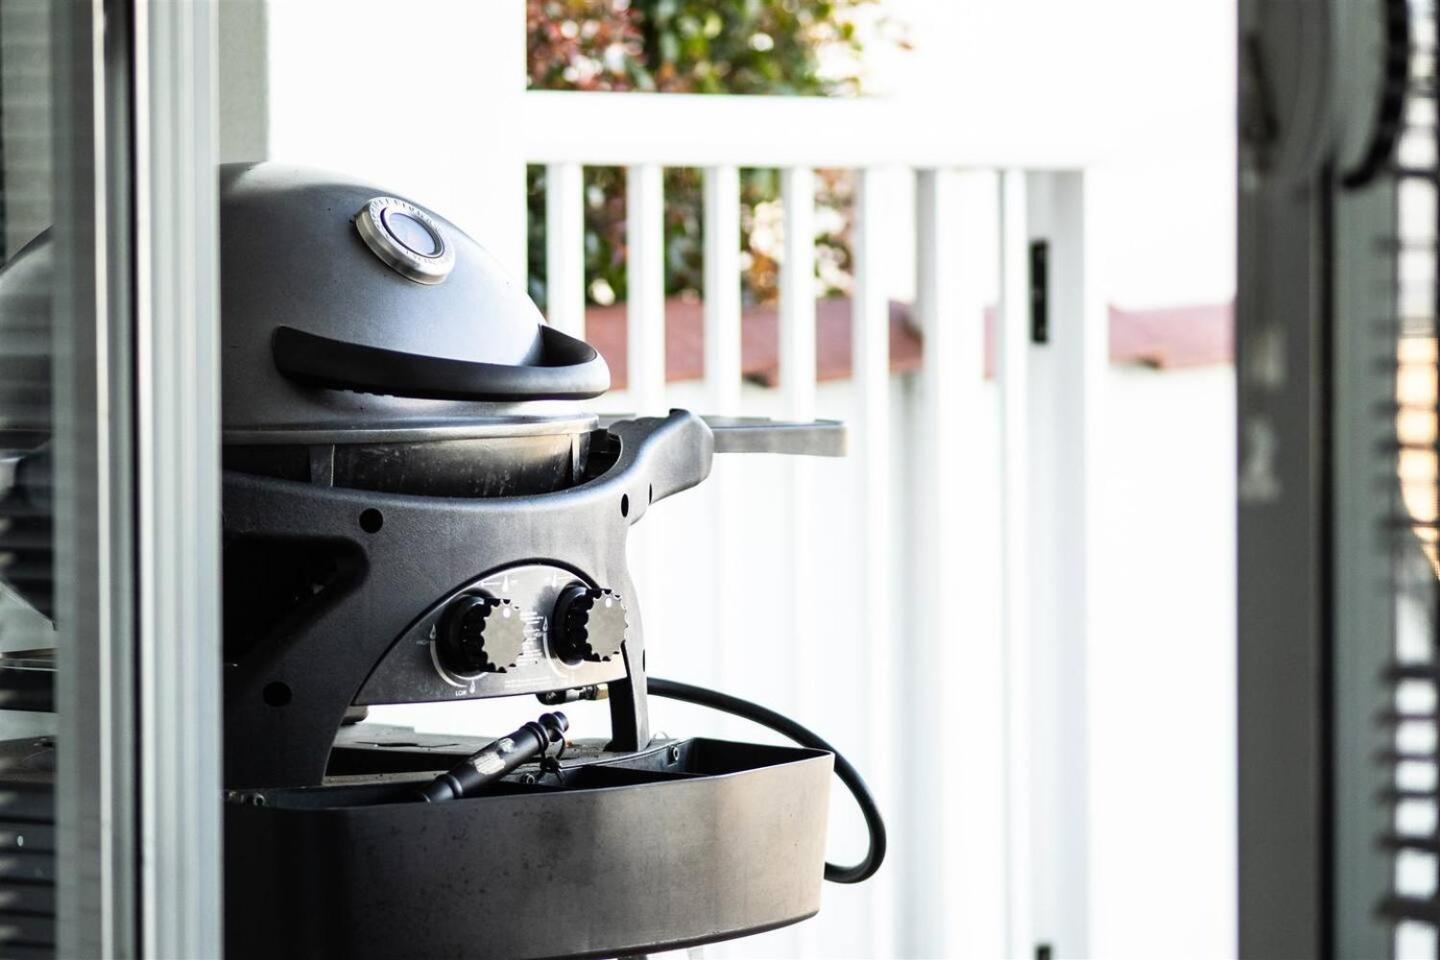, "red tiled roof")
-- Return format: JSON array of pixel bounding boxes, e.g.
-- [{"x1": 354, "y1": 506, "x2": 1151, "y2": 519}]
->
[
  {"x1": 1106, "y1": 302, "x2": 1233, "y2": 369},
  {"x1": 581, "y1": 297, "x2": 1233, "y2": 390}
]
